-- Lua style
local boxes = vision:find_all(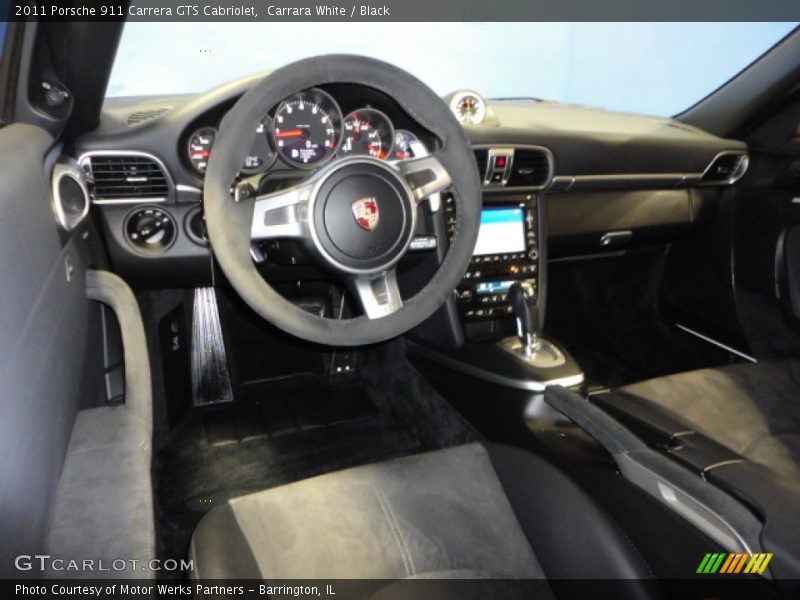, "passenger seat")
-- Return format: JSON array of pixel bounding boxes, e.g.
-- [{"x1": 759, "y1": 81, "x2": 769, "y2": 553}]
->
[{"x1": 616, "y1": 360, "x2": 800, "y2": 481}]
